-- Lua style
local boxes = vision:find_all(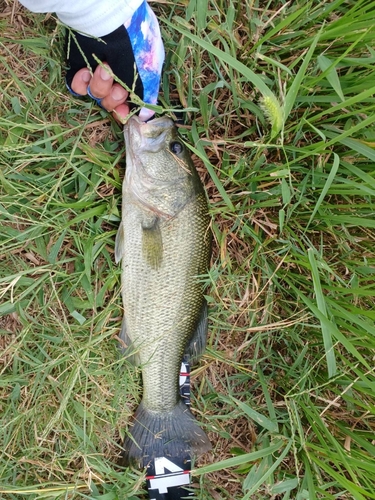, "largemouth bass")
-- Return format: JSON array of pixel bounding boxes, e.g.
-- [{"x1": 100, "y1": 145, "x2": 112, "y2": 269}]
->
[{"x1": 115, "y1": 115, "x2": 212, "y2": 468}]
